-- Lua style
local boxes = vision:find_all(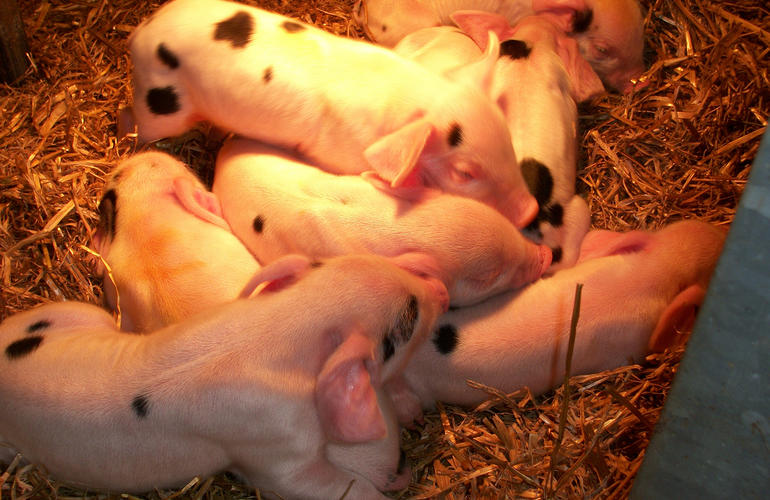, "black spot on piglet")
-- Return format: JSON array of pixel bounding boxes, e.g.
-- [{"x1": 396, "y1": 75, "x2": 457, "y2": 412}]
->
[
  {"x1": 214, "y1": 11, "x2": 254, "y2": 48},
  {"x1": 281, "y1": 21, "x2": 306, "y2": 33},
  {"x1": 572, "y1": 9, "x2": 593, "y2": 34},
  {"x1": 132, "y1": 394, "x2": 150, "y2": 418},
  {"x1": 156, "y1": 43, "x2": 179, "y2": 69},
  {"x1": 253, "y1": 215, "x2": 265, "y2": 233},
  {"x1": 551, "y1": 246, "x2": 563, "y2": 263},
  {"x1": 27, "y1": 319, "x2": 51, "y2": 334},
  {"x1": 382, "y1": 295, "x2": 419, "y2": 362},
  {"x1": 542, "y1": 203, "x2": 564, "y2": 227},
  {"x1": 447, "y1": 123, "x2": 463, "y2": 147},
  {"x1": 521, "y1": 158, "x2": 553, "y2": 205},
  {"x1": 263, "y1": 66, "x2": 273, "y2": 83},
  {"x1": 382, "y1": 335, "x2": 395, "y2": 362},
  {"x1": 500, "y1": 39, "x2": 531, "y2": 60},
  {"x1": 392, "y1": 295, "x2": 418, "y2": 344},
  {"x1": 6, "y1": 336, "x2": 43, "y2": 360},
  {"x1": 146, "y1": 86, "x2": 180, "y2": 115},
  {"x1": 98, "y1": 189, "x2": 118, "y2": 241},
  {"x1": 433, "y1": 324, "x2": 458, "y2": 355}
]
